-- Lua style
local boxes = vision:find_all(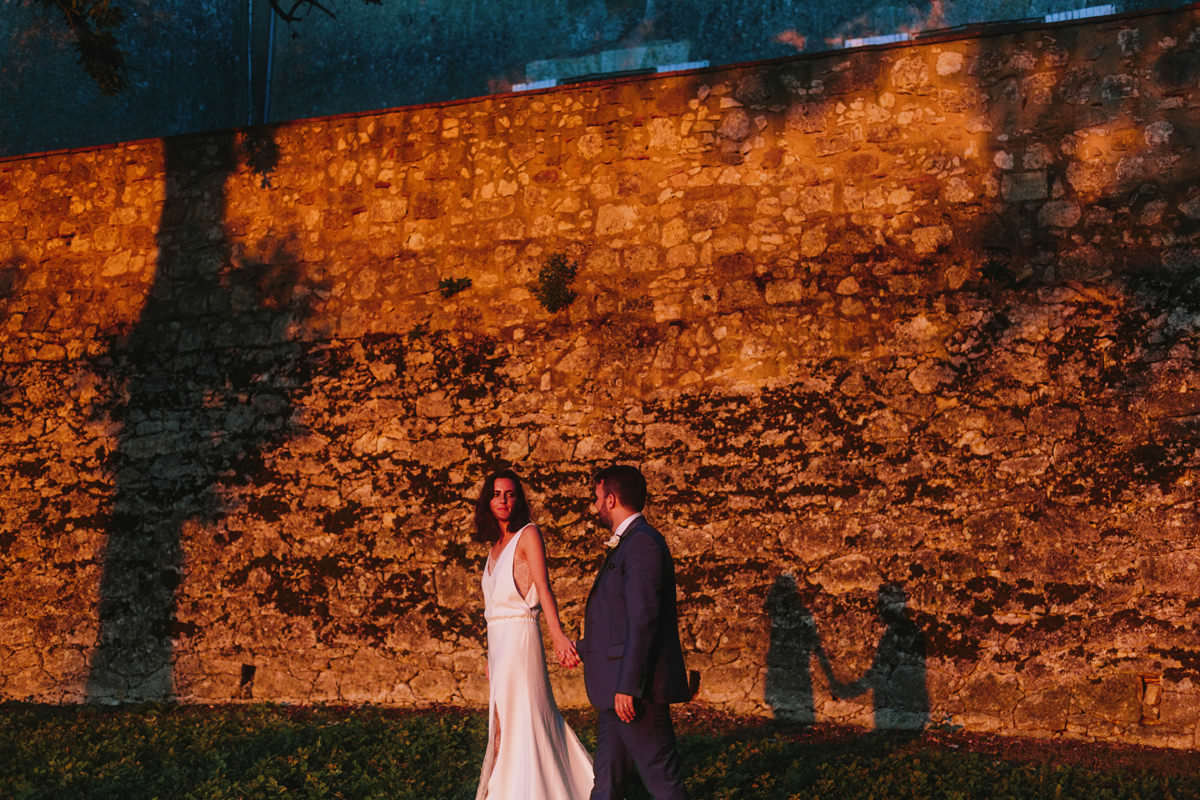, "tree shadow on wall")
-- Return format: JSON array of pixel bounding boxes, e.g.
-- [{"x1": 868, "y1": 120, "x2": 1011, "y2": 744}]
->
[
  {"x1": 967, "y1": 25, "x2": 1200, "y2": 352},
  {"x1": 87, "y1": 131, "x2": 320, "y2": 702},
  {"x1": 712, "y1": 20, "x2": 1200, "y2": 506},
  {"x1": 0, "y1": 260, "x2": 26, "y2": 399},
  {"x1": 0, "y1": 261, "x2": 22, "y2": 300},
  {"x1": 949, "y1": 24, "x2": 1200, "y2": 505},
  {"x1": 819, "y1": 583, "x2": 929, "y2": 733},
  {"x1": 0, "y1": 255, "x2": 25, "y2": 327}
]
